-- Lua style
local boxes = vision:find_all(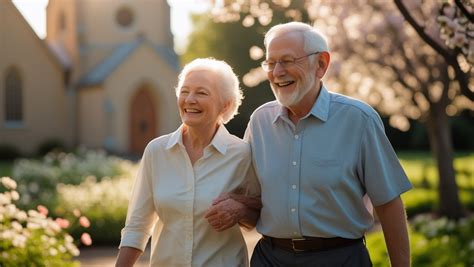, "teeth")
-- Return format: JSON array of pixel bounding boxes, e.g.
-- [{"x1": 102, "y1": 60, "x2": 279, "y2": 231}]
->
[
  {"x1": 276, "y1": 81, "x2": 294, "y2": 87},
  {"x1": 185, "y1": 108, "x2": 201, "y2": 113}
]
